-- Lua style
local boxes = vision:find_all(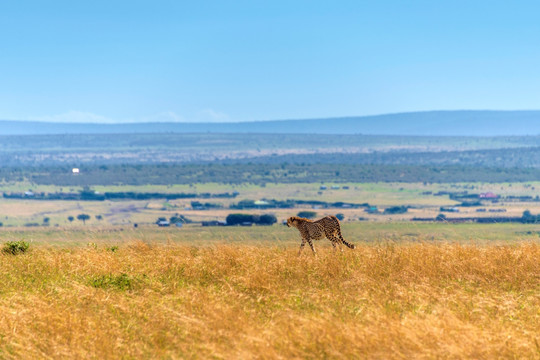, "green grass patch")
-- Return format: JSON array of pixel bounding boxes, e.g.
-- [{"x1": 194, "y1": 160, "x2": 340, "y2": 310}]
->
[
  {"x1": 2, "y1": 240, "x2": 30, "y2": 255},
  {"x1": 89, "y1": 273, "x2": 143, "y2": 291}
]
